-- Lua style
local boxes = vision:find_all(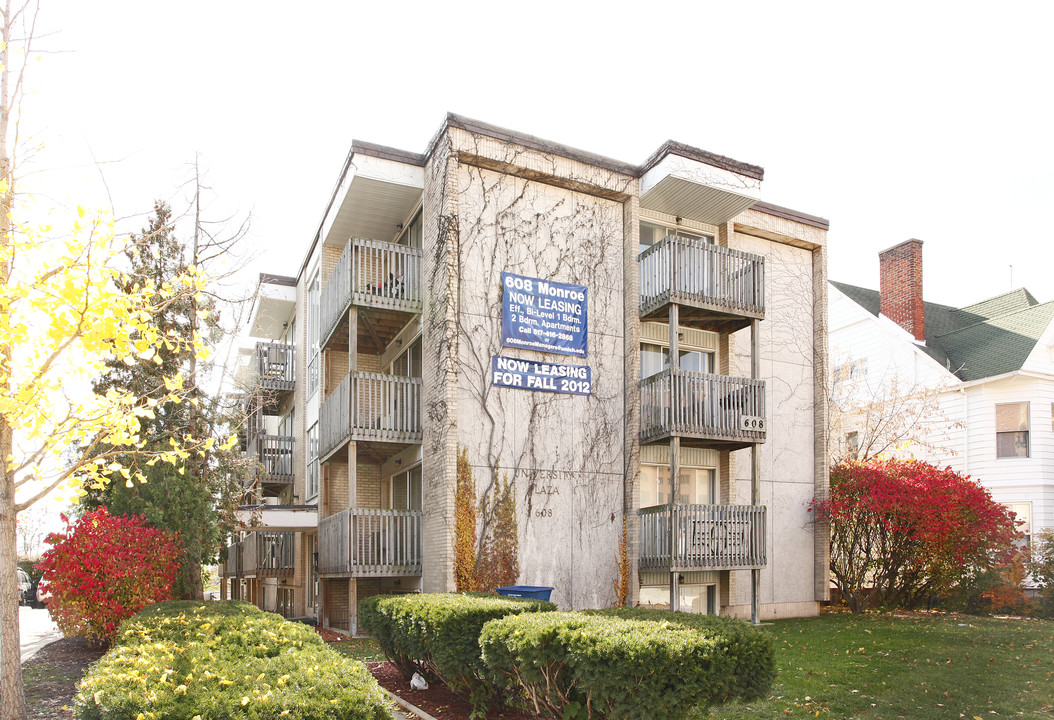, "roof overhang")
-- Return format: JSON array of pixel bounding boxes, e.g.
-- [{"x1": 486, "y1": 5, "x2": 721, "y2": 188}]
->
[
  {"x1": 235, "y1": 505, "x2": 318, "y2": 532},
  {"x1": 321, "y1": 152, "x2": 424, "y2": 248},
  {"x1": 640, "y1": 153, "x2": 762, "y2": 226},
  {"x1": 247, "y1": 275, "x2": 296, "y2": 340}
]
